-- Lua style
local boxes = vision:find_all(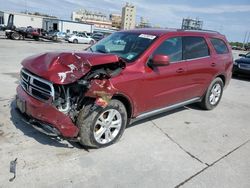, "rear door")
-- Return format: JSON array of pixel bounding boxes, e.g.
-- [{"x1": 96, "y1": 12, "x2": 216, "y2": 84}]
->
[
  {"x1": 209, "y1": 37, "x2": 232, "y2": 83},
  {"x1": 182, "y1": 36, "x2": 216, "y2": 99}
]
